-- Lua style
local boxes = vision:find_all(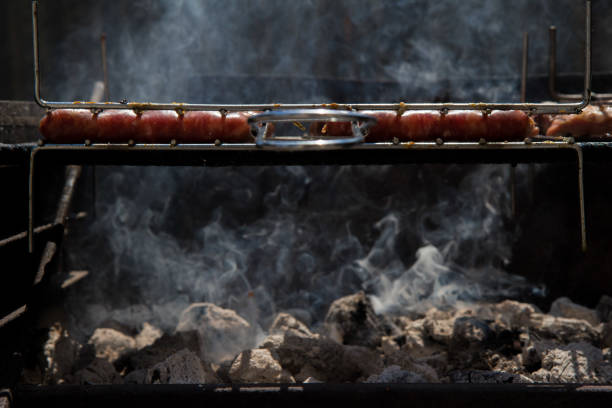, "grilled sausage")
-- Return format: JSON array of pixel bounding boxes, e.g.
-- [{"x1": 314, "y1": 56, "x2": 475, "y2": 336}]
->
[
  {"x1": 310, "y1": 110, "x2": 538, "y2": 142},
  {"x1": 546, "y1": 105, "x2": 612, "y2": 138},
  {"x1": 39, "y1": 109, "x2": 98, "y2": 143},
  {"x1": 40, "y1": 109, "x2": 255, "y2": 143}
]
